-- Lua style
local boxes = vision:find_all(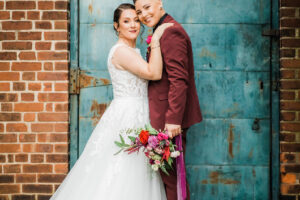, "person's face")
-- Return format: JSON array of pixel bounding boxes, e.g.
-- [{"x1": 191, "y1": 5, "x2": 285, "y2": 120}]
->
[
  {"x1": 115, "y1": 9, "x2": 140, "y2": 40},
  {"x1": 135, "y1": 0, "x2": 163, "y2": 28}
]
